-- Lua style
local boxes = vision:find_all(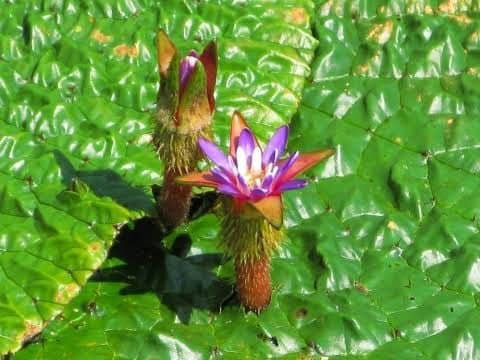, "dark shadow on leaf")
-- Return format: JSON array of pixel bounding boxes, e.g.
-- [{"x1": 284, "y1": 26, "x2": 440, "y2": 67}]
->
[
  {"x1": 54, "y1": 151, "x2": 235, "y2": 321},
  {"x1": 54, "y1": 150, "x2": 154, "y2": 213},
  {"x1": 91, "y1": 217, "x2": 236, "y2": 324},
  {"x1": 189, "y1": 191, "x2": 219, "y2": 220}
]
